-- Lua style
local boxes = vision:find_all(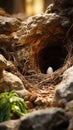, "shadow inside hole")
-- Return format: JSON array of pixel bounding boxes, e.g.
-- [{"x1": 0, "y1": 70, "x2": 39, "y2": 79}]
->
[
  {"x1": 0, "y1": 48, "x2": 8, "y2": 59},
  {"x1": 38, "y1": 45, "x2": 68, "y2": 74}
]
